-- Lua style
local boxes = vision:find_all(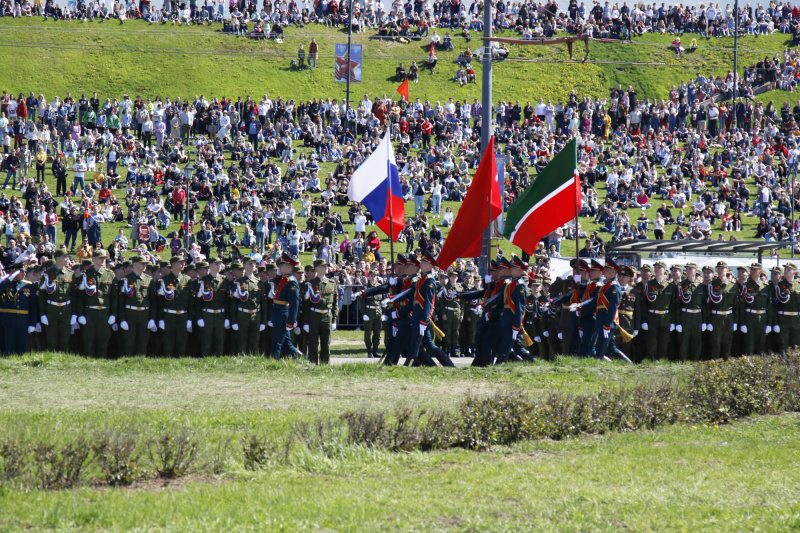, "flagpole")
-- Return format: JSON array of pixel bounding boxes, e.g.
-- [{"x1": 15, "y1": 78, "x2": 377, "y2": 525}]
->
[
  {"x1": 386, "y1": 120, "x2": 395, "y2": 267},
  {"x1": 575, "y1": 203, "x2": 579, "y2": 259}
]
